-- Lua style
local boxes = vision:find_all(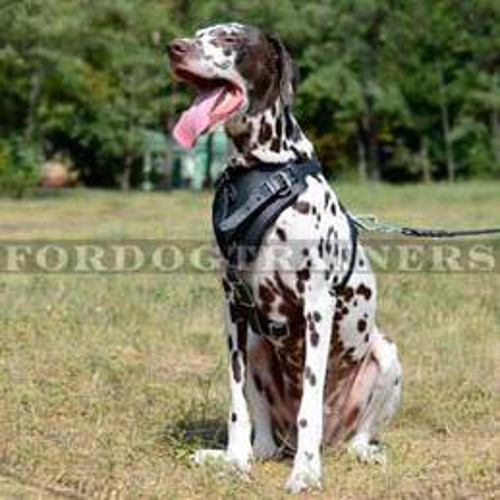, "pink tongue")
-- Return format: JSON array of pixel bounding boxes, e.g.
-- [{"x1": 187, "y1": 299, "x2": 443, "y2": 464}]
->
[{"x1": 173, "y1": 87, "x2": 225, "y2": 149}]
